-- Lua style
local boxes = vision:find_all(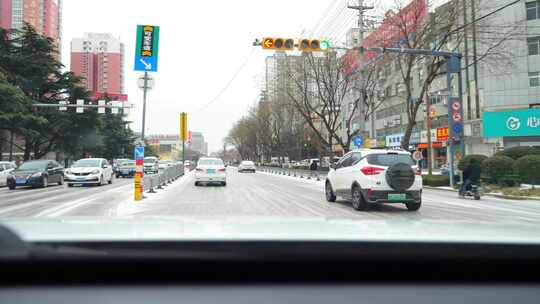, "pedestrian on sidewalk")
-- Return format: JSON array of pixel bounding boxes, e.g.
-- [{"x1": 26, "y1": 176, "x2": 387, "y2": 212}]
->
[{"x1": 309, "y1": 160, "x2": 319, "y2": 179}]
